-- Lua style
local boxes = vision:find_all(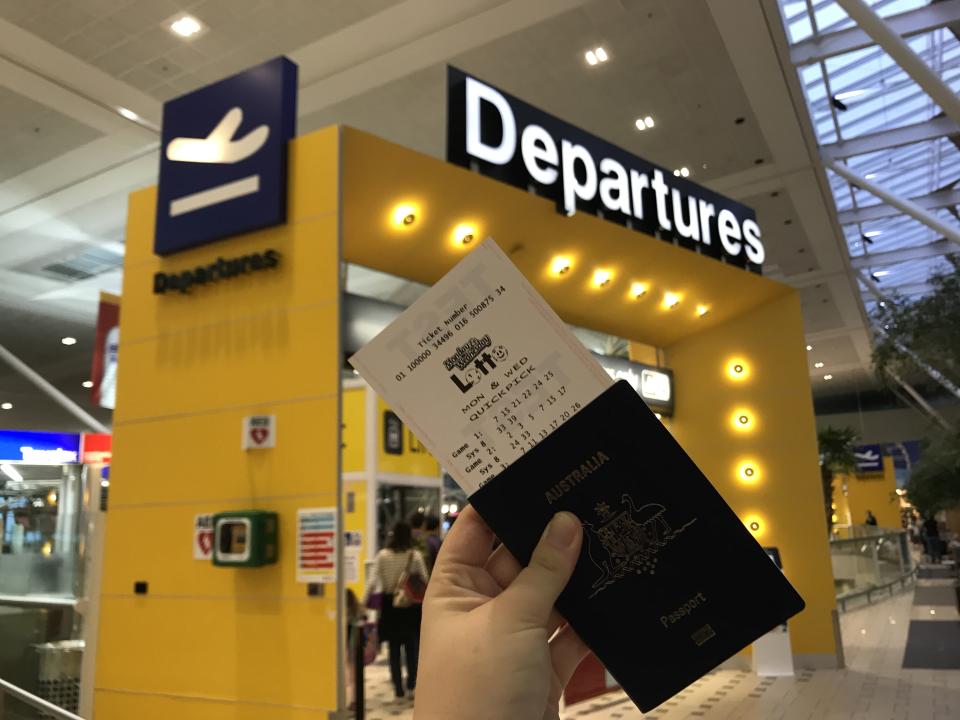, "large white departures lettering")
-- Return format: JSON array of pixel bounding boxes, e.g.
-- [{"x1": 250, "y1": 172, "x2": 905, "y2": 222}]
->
[{"x1": 463, "y1": 76, "x2": 765, "y2": 267}]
